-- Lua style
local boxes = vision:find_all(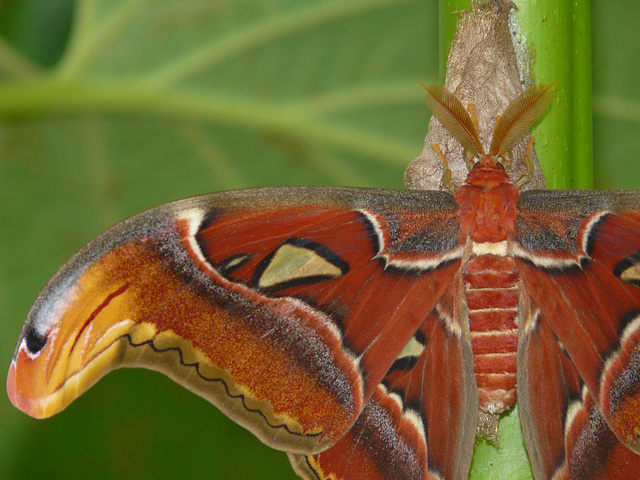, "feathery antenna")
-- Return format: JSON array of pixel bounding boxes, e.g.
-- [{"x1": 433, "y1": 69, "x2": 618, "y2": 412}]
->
[
  {"x1": 489, "y1": 83, "x2": 556, "y2": 156},
  {"x1": 423, "y1": 84, "x2": 485, "y2": 157}
]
